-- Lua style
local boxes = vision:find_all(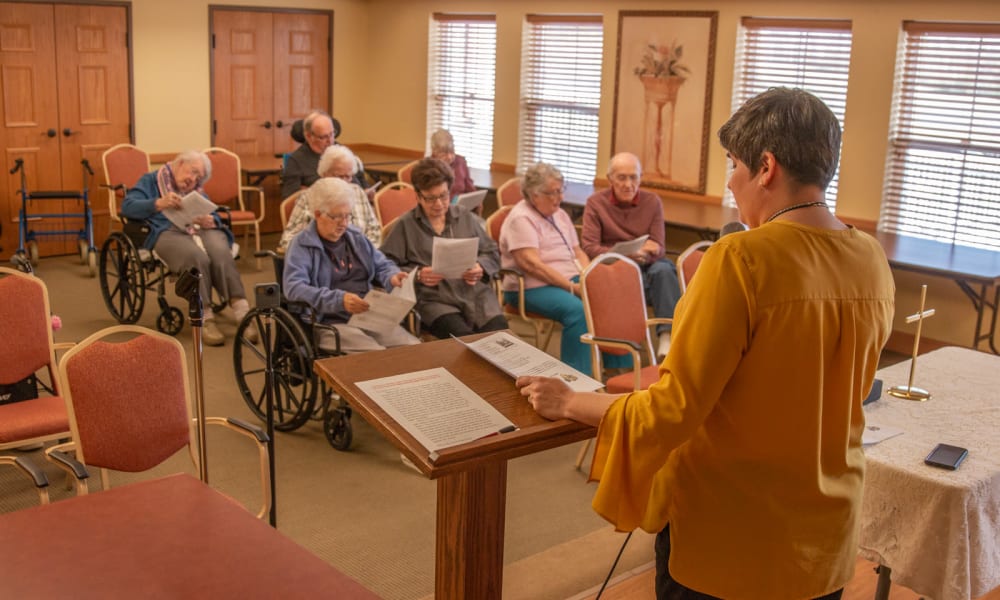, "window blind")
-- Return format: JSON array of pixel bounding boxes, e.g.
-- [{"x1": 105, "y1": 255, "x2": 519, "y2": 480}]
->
[
  {"x1": 516, "y1": 15, "x2": 603, "y2": 183},
  {"x1": 881, "y1": 22, "x2": 1000, "y2": 251},
  {"x1": 728, "y1": 18, "x2": 853, "y2": 209},
  {"x1": 427, "y1": 14, "x2": 496, "y2": 170}
]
